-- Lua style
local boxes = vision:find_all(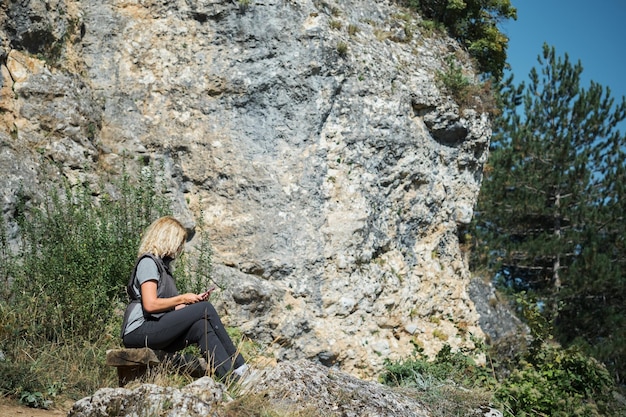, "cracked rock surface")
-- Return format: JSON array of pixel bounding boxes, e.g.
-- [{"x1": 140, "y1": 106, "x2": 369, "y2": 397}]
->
[{"x1": 1, "y1": 0, "x2": 492, "y2": 378}]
